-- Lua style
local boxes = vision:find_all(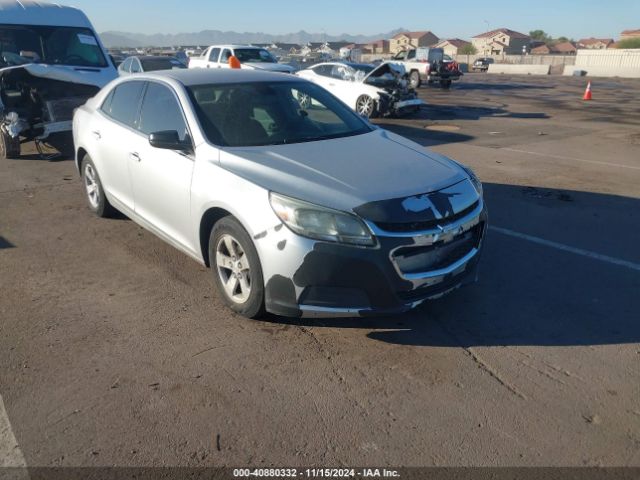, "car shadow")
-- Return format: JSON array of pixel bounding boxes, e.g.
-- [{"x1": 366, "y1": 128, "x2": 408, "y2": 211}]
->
[
  {"x1": 260, "y1": 184, "x2": 640, "y2": 348},
  {"x1": 375, "y1": 123, "x2": 474, "y2": 147}
]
